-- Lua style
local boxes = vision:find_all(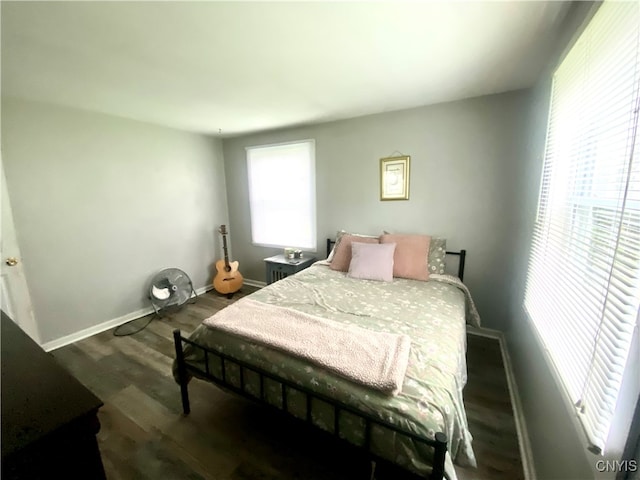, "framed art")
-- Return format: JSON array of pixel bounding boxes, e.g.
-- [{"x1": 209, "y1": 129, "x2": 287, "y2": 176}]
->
[{"x1": 380, "y1": 155, "x2": 410, "y2": 201}]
